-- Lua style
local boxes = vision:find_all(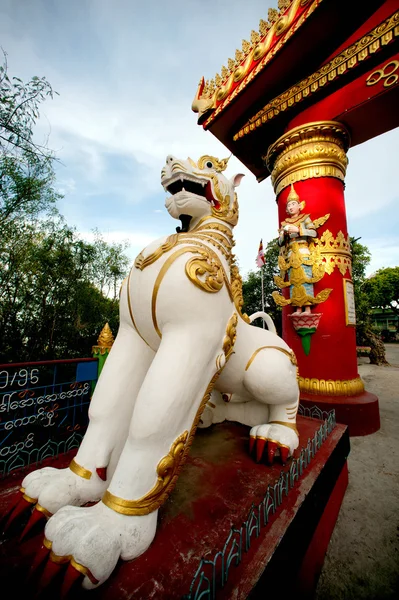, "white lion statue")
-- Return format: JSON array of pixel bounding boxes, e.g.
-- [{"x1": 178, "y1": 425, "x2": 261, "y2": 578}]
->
[{"x1": 11, "y1": 154, "x2": 300, "y2": 591}]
